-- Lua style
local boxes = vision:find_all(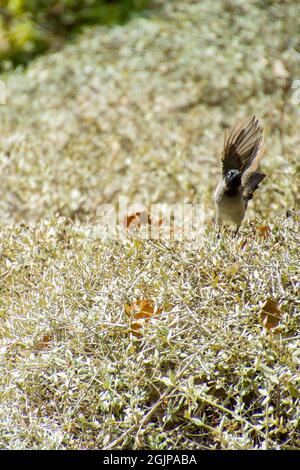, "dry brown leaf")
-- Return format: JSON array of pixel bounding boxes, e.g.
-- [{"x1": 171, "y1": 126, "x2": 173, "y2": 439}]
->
[
  {"x1": 260, "y1": 298, "x2": 282, "y2": 330},
  {"x1": 125, "y1": 299, "x2": 163, "y2": 337},
  {"x1": 124, "y1": 211, "x2": 164, "y2": 232},
  {"x1": 125, "y1": 211, "x2": 150, "y2": 229},
  {"x1": 136, "y1": 299, "x2": 155, "y2": 317},
  {"x1": 36, "y1": 334, "x2": 53, "y2": 349},
  {"x1": 257, "y1": 225, "x2": 271, "y2": 238}
]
